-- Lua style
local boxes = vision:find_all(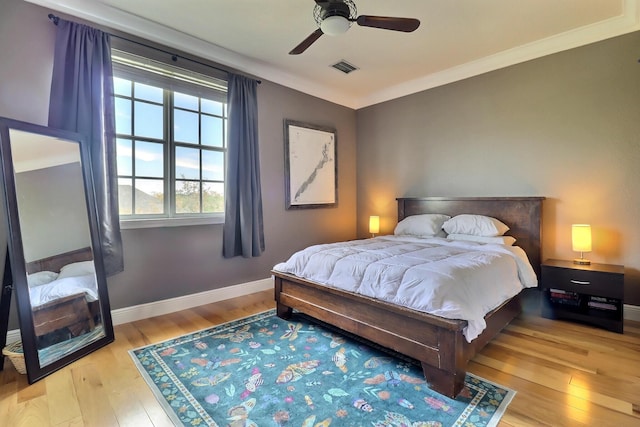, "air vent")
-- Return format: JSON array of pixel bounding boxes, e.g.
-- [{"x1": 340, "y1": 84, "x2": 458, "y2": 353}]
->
[{"x1": 331, "y1": 60, "x2": 358, "y2": 74}]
